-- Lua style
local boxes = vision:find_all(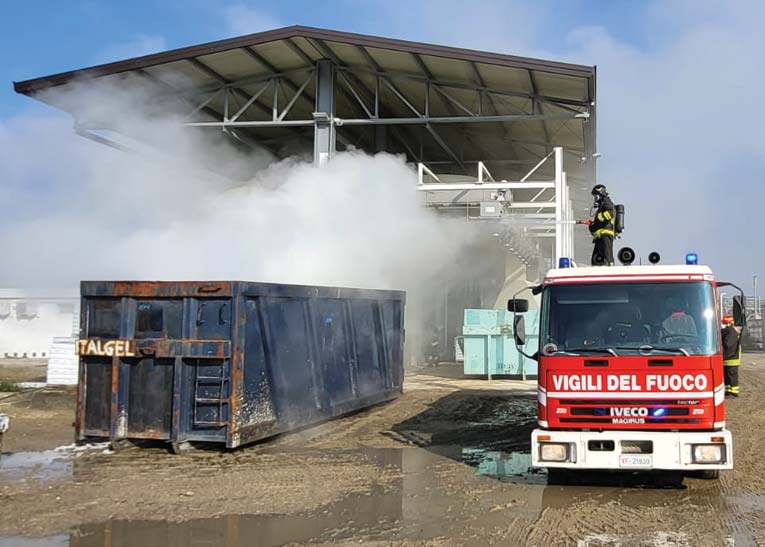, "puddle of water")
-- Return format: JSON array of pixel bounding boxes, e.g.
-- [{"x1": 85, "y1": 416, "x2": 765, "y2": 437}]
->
[
  {"x1": 453, "y1": 446, "x2": 547, "y2": 484},
  {"x1": 0, "y1": 445, "x2": 746, "y2": 547},
  {"x1": 0, "y1": 450, "x2": 72, "y2": 482},
  {"x1": 0, "y1": 443, "x2": 110, "y2": 483},
  {"x1": 69, "y1": 486, "x2": 402, "y2": 547},
  {"x1": 0, "y1": 537, "x2": 68, "y2": 547}
]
